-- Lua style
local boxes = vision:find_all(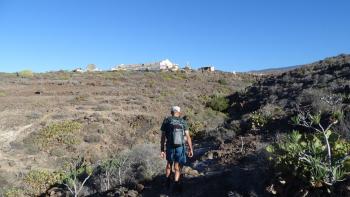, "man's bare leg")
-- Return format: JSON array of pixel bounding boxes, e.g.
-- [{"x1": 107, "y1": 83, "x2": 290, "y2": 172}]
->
[
  {"x1": 165, "y1": 162, "x2": 172, "y2": 189},
  {"x1": 174, "y1": 162, "x2": 181, "y2": 182},
  {"x1": 166, "y1": 162, "x2": 172, "y2": 178}
]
